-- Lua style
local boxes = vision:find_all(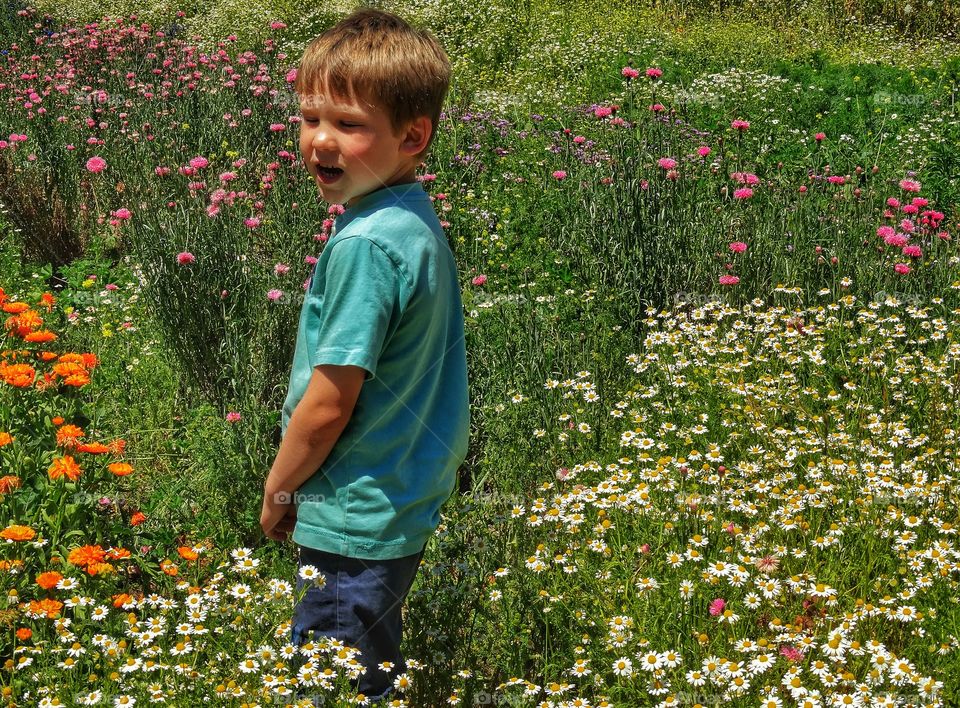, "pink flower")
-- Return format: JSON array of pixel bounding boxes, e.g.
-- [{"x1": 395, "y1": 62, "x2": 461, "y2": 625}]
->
[
  {"x1": 884, "y1": 233, "x2": 909, "y2": 248},
  {"x1": 552, "y1": 170, "x2": 567, "y2": 180},
  {"x1": 155, "y1": 166, "x2": 171, "y2": 176},
  {"x1": 328, "y1": 204, "x2": 346, "y2": 215},
  {"x1": 657, "y1": 157, "x2": 677, "y2": 170},
  {"x1": 189, "y1": 156, "x2": 209, "y2": 169},
  {"x1": 709, "y1": 598, "x2": 726, "y2": 616},
  {"x1": 105, "y1": 283, "x2": 118, "y2": 291},
  {"x1": 472, "y1": 274, "x2": 487, "y2": 286},
  {"x1": 594, "y1": 106, "x2": 613, "y2": 119},
  {"x1": 894, "y1": 263, "x2": 911, "y2": 275},
  {"x1": 729, "y1": 241, "x2": 748, "y2": 253},
  {"x1": 814, "y1": 132, "x2": 826, "y2": 142},
  {"x1": 244, "y1": 217, "x2": 261, "y2": 229},
  {"x1": 285, "y1": 68, "x2": 297, "y2": 83},
  {"x1": 274, "y1": 262, "x2": 290, "y2": 275},
  {"x1": 112, "y1": 208, "x2": 132, "y2": 220},
  {"x1": 269, "y1": 123, "x2": 285, "y2": 132},
  {"x1": 305, "y1": 255, "x2": 318, "y2": 265},
  {"x1": 267, "y1": 289, "x2": 283, "y2": 301},
  {"x1": 899, "y1": 179, "x2": 921, "y2": 193},
  {"x1": 225, "y1": 412, "x2": 242, "y2": 423},
  {"x1": 902, "y1": 245, "x2": 922, "y2": 258},
  {"x1": 621, "y1": 66, "x2": 640, "y2": 79},
  {"x1": 645, "y1": 67, "x2": 663, "y2": 78},
  {"x1": 731, "y1": 119, "x2": 750, "y2": 131},
  {"x1": 779, "y1": 645, "x2": 804, "y2": 662},
  {"x1": 697, "y1": 146, "x2": 711, "y2": 157},
  {"x1": 887, "y1": 197, "x2": 901, "y2": 208},
  {"x1": 649, "y1": 103, "x2": 666, "y2": 112},
  {"x1": 85, "y1": 156, "x2": 107, "y2": 173},
  {"x1": 719, "y1": 275, "x2": 740, "y2": 286},
  {"x1": 876, "y1": 225, "x2": 895, "y2": 239},
  {"x1": 827, "y1": 175, "x2": 845, "y2": 185},
  {"x1": 176, "y1": 252, "x2": 195, "y2": 265},
  {"x1": 733, "y1": 187, "x2": 753, "y2": 200},
  {"x1": 270, "y1": 21, "x2": 286, "y2": 30}
]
